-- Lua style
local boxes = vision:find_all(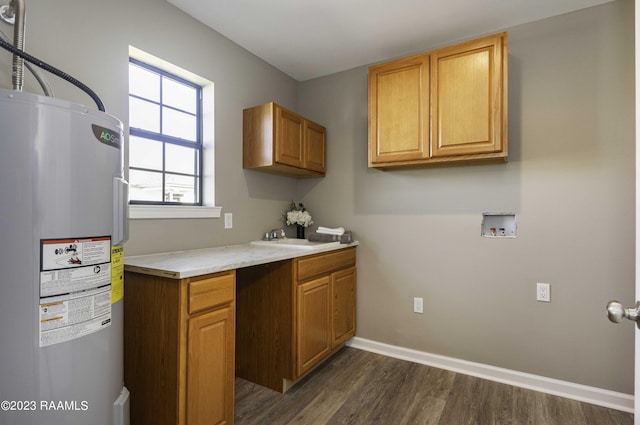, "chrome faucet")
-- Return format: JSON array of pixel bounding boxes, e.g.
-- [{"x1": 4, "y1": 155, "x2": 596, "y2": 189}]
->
[{"x1": 263, "y1": 228, "x2": 286, "y2": 241}]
